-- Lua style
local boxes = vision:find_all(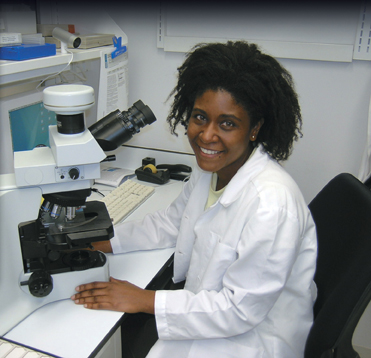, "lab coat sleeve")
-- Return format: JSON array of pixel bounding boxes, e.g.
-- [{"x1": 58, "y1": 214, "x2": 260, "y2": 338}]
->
[
  {"x1": 110, "y1": 170, "x2": 199, "y2": 254},
  {"x1": 155, "y1": 205, "x2": 305, "y2": 340}
]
